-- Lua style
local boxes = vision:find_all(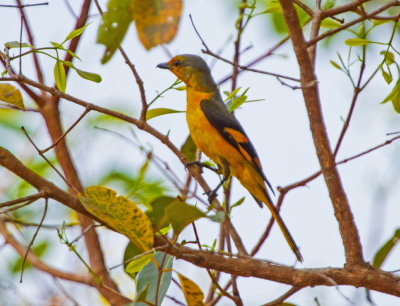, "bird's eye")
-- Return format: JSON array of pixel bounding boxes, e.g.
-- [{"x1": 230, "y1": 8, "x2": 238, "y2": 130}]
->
[{"x1": 173, "y1": 61, "x2": 180, "y2": 67}]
